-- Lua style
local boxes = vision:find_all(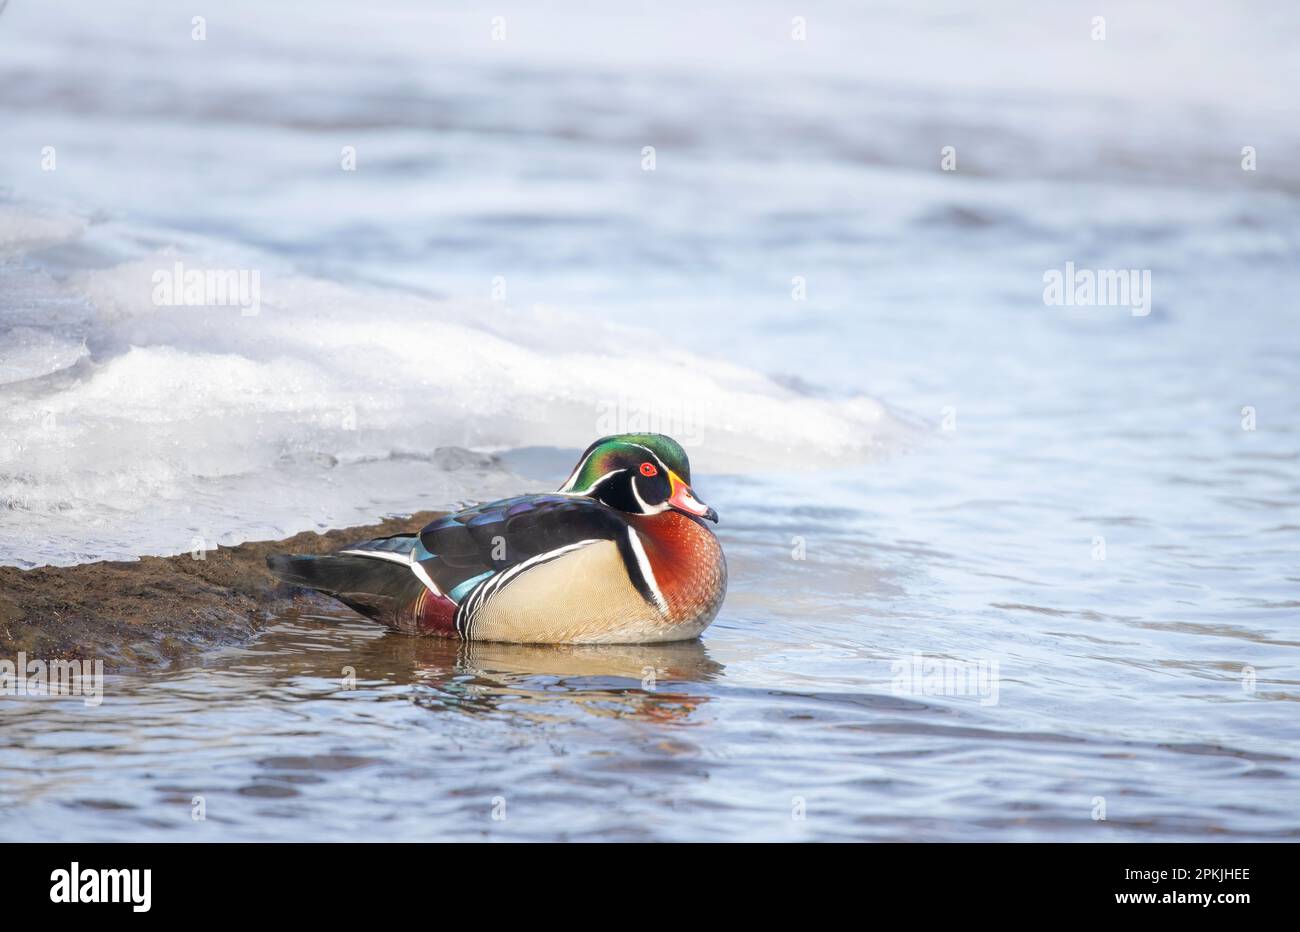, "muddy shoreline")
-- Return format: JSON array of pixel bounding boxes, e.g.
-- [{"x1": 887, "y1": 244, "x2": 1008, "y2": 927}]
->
[{"x1": 0, "y1": 512, "x2": 442, "y2": 670}]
